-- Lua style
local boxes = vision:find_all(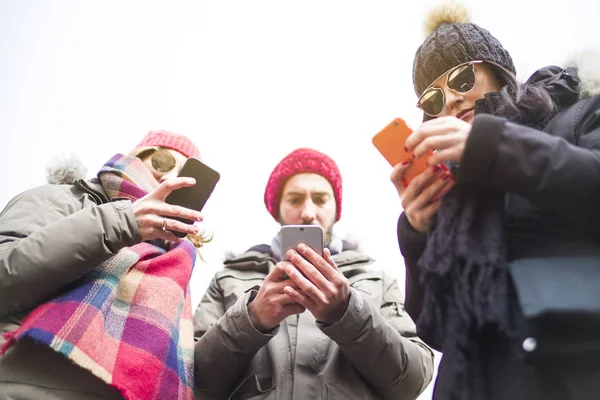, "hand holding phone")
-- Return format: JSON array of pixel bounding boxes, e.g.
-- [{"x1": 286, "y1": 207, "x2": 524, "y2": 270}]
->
[
  {"x1": 279, "y1": 227, "x2": 350, "y2": 325},
  {"x1": 372, "y1": 118, "x2": 432, "y2": 187},
  {"x1": 132, "y1": 177, "x2": 205, "y2": 242},
  {"x1": 165, "y1": 157, "x2": 220, "y2": 238},
  {"x1": 373, "y1": 117, "x2": 458, "y2": 186},
  {"x1": 248, "y1": 261, "x2": 308, "y2": 332}
]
